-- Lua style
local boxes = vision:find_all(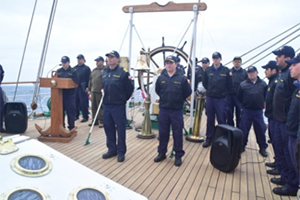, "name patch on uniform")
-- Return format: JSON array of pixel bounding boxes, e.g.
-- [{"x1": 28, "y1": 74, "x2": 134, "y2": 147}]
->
[
  {"x1": 161, "y1": 81, "x2": 166, "y2": 83},
  {"x1": 174, "y1": 81, "x2": 181, "y2": 84},
  {"x1": 209, "y1": 73, "x2": 214, "y2": 76},
  {"x1": 102, "y1": 75, "x2": 107, "y2": 78},
  {"x1": 113, "y1": 75, "x2": 120, "y2": 78},
  {"x1": 67, "y1": 73, "x2": 73, "y2": 76},
  {"x1": 296, "y1": 94, "x2": 300, "y2": 98},
  {"x1": 220, "y1": 74, "x2": 227, "y2": 77},
  {"x1": 275, "y1": 79, "x2": 278, "y2": 83},
  {"x1": 280, "y1": 79, "x2": 284, "y2": 82}
]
